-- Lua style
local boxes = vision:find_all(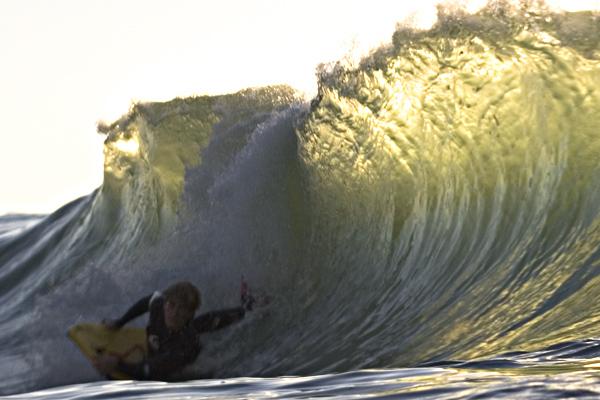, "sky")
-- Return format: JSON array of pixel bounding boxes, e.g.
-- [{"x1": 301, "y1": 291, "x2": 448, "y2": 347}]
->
[{"x1": 1, "y1": 0, "x2": 598, "y2": 215}]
